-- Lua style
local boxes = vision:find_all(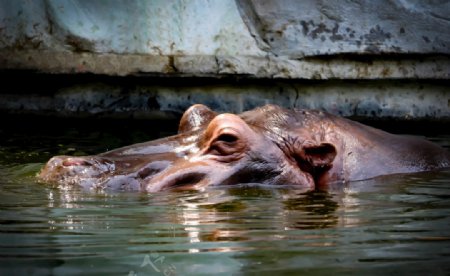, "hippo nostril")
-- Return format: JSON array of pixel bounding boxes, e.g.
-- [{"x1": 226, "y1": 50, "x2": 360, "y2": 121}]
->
[{"x1": 62, "y1": 158, "x2": 91, "y2": 167}]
